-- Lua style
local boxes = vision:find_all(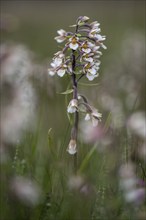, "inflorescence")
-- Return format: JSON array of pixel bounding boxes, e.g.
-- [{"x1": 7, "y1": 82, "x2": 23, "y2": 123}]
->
[{"x1": 48, "y1": 16, "x2": 106, "y2": 155}]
